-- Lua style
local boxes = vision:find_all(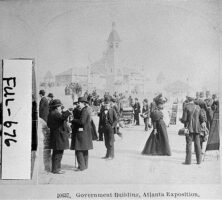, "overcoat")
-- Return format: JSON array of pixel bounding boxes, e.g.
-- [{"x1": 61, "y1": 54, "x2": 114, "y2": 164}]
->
[
  {"x1": 39, "y1": 96, "x2": 49, "y2": 122},
  {"x1": 181, "y1": 102, "x2": 205, "y2": 134},
  {"x1": 47, "y1": 109, "x2": 70, "y2": 150},
  {"x1": 70, "y1": 107, "x2": 81, "y2": 150},
  {"x1": 72, "y1": 106, "x2": 93, "y2": 150}
]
